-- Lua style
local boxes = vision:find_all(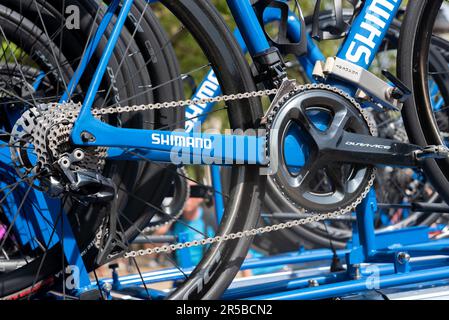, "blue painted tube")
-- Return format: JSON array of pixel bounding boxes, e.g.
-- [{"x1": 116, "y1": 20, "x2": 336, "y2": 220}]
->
[
  {"x1": 106, "y1": 148, "x2": 174, "y2": 163},
  {"x1": 97, "y1": 249, "x2": 347, "y2": 287},
  {"x1": 225, "y1": 264, "x2": 400, "y2": 300},
  {"x1": 32, "y1": 71, "x2": 46, "y2": 91},
  {"x1": 60, "y1": 0, "x2": 120, "y2": 103},
  {"x1": 94, "y1": 249, "x2": 334, "y2": 286},
  {"x1": 73, "y1": 119, "x2": 268, "y2": 165},
  {"x1": 356, "y1": 189, "x2": 377, "y2": 257},
  {"x1": 92, "y1": 254, "x2": 449, "y2": 296},
  {"x1": 337, "y1": 0, "x2": 402, "y2": 69},
  {"x1": 247, "y1": 266, "x2": 449, "y2": 300},
  {"x1": 45, "y1": 197, "x2": 91, "y2": 288},
  {"x1": 79, "y1": 0, "x2": 134, "y2": 113},
  {"x1": 232, "y1": 258, "x2": 449, "y2": 300},
  {"x1": 224, "y1": 272, "x2": 347, "y2": 300},
  {"x1": 101, "y1": 267, "x2": 194, "y2": 287},
  {"x1": 242, "y1": 249, "x2": 348, "y2": 270},
  {"x1": 211, "y1": 165, "x2": 224, "y2": 222},
  {"x1": 226, "y1": 0, "x2": 270, "y2": 55}
]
